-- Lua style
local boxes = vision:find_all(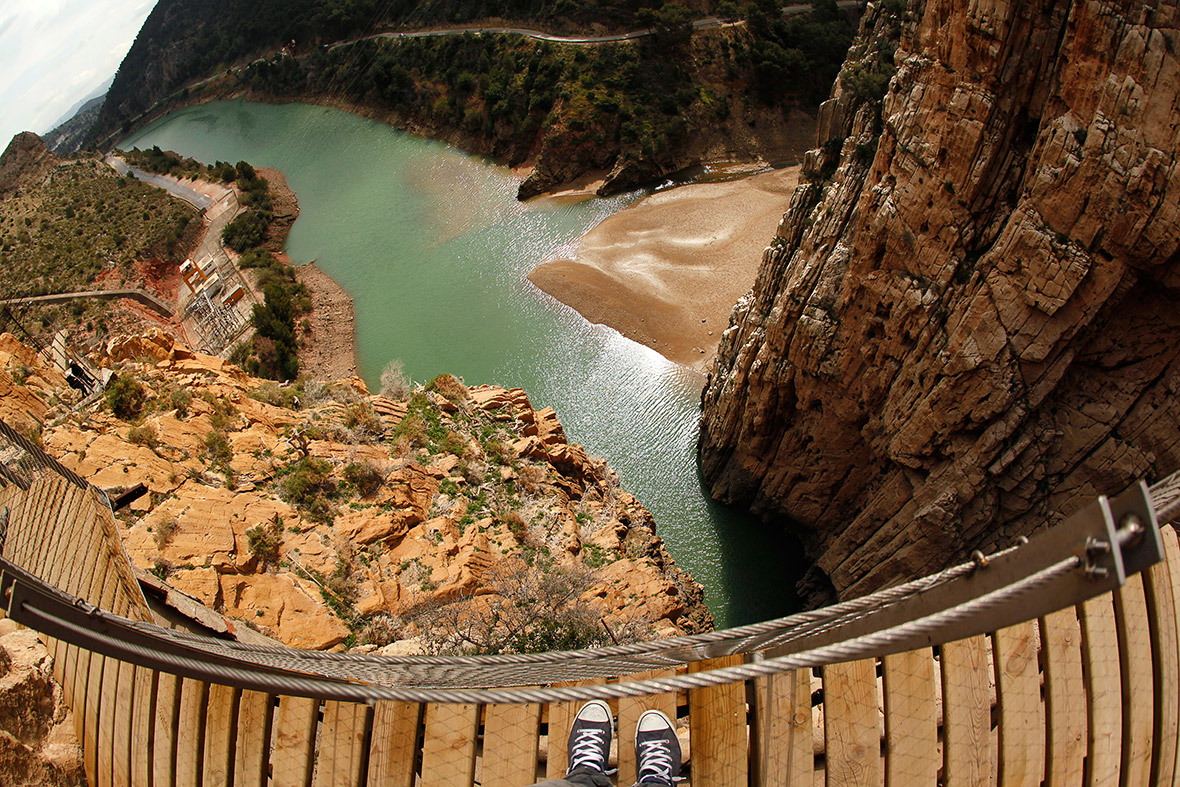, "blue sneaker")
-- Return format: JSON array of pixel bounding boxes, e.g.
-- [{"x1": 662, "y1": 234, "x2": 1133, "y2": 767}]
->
[
  {"x1": 567, "y1": 700, "x2": 612, "y2": 775},
  {"x1": 635, "y1": 709, "x2": 681, "y2": 786}
]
